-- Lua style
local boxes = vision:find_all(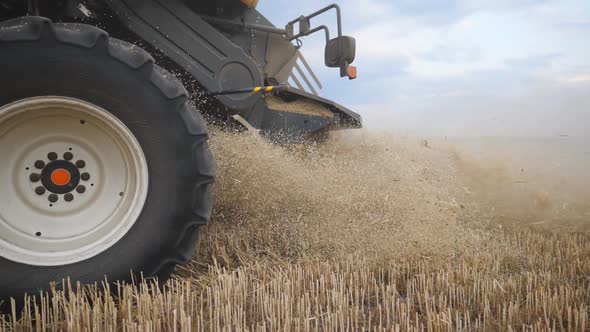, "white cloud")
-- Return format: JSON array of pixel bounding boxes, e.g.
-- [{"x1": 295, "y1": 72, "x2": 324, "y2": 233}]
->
[{"x1": 559, "y1": 74, "x2": 590, "y2": 84}]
